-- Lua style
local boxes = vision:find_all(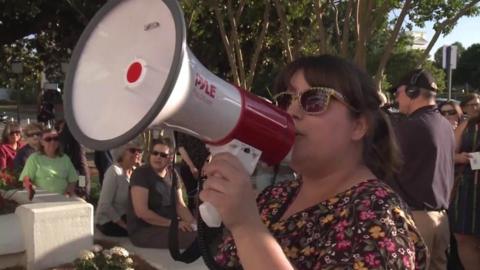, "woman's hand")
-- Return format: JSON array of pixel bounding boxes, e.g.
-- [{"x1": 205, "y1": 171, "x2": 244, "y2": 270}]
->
[
  {"x1": 190, "y1": 166, "x2": 199, "y2": 178},
  {"x1": 199, "y1": 153, "x2": 260, "y2": 233},
  {"x1": 178, "y1": 220, "x2": 194, "y2": 232},
  {"x1": 455, "y1": 152, "x2": 472, "y2": 164}
]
